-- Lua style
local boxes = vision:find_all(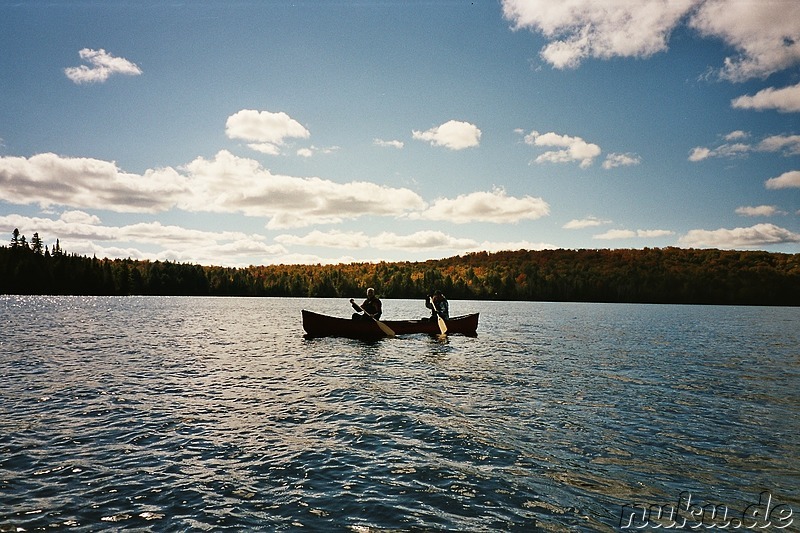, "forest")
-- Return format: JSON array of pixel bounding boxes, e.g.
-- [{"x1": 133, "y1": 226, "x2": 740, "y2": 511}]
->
[{"x1": 2, "y1": 229, "x2": 799, "y2": 305}]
